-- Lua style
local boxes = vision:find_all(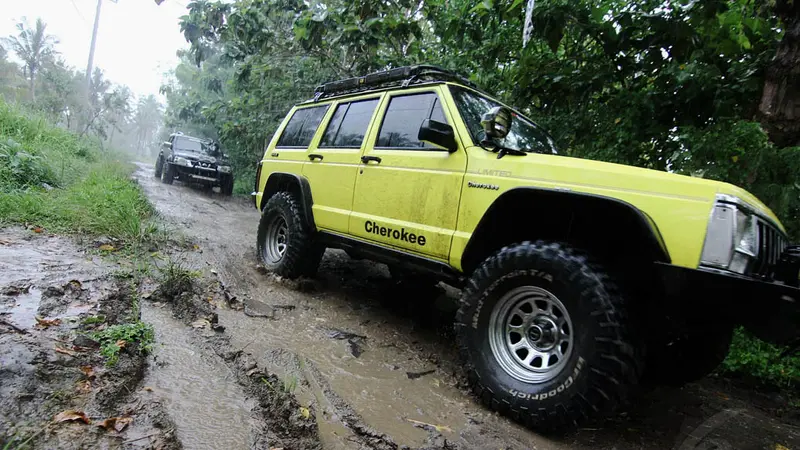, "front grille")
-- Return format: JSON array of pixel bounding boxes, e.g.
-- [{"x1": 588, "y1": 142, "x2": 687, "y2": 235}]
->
[{"x1": 752, "y1": 219, "x2": 789, "y2": 278}]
